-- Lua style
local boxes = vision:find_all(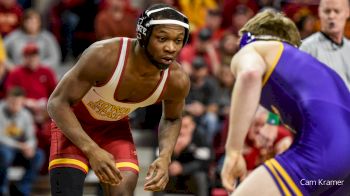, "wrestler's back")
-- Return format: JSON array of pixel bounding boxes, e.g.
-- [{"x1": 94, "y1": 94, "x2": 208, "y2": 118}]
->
[{"x1": 260, "y1": 42, "x2": 350, "y2": 131}]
